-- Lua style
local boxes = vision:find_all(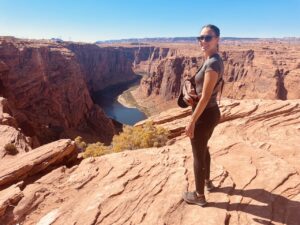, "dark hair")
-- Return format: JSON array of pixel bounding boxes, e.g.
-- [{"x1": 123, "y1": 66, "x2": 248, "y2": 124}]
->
[{"x1": 201, "y1": 24, "x2": 220, "y2": 51}]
